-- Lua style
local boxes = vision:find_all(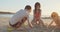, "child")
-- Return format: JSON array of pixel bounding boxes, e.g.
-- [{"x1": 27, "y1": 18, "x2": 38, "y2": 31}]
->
[
  {"x1": 48, "y1": 12, "x2": 60, "y2": 32},
  {"x1": 9, "y1": 5, "x2": 32, "y2": 29},
  {"x1": 31, "y1": 2, "x2": 44, "y2": 27}
]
